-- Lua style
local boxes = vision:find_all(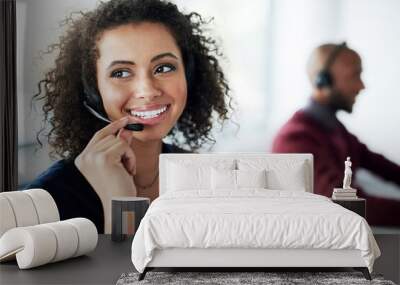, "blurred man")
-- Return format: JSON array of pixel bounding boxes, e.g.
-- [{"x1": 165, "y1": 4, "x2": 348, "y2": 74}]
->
[{"x1": 272, "y1": 42, "x2": 400, "y2": 226}]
